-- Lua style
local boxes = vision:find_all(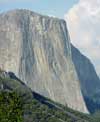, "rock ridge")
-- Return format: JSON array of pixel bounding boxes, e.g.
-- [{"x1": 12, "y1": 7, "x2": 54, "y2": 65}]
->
[{"x1": 0, "y1": 9, "x2": 88, "y2": 113}]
